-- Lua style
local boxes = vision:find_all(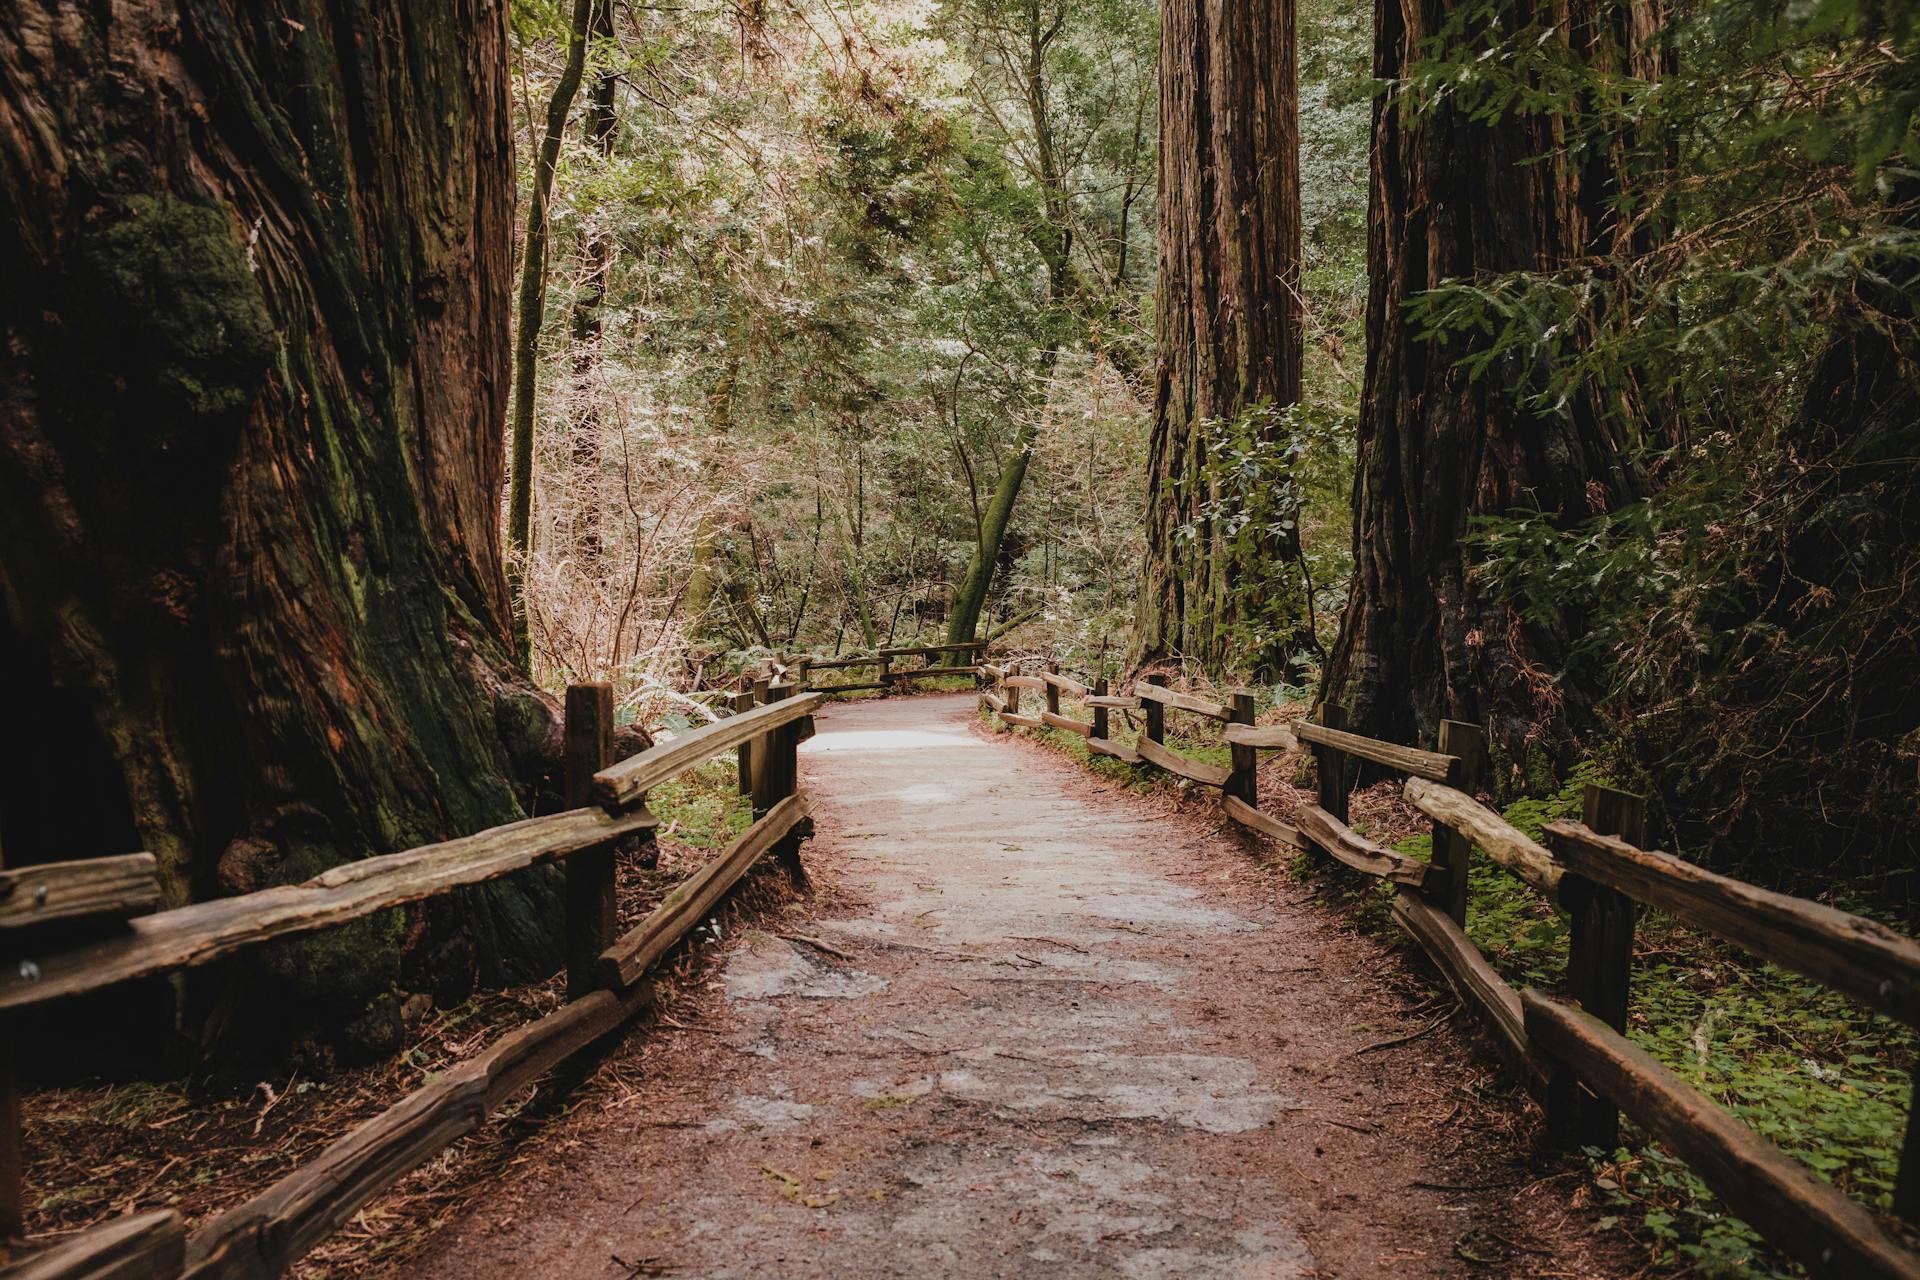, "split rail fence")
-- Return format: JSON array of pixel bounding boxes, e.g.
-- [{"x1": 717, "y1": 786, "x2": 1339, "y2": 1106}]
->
[
  {"x1": 777, "y1": 640, "x2": 987, "y2": 696},
  {"x1": 0, "y1": 680, "x2": 823, "y2": 1280},
  {"x1": 980, "y1": 660, "x2": 1920, "y2": 1279}
]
